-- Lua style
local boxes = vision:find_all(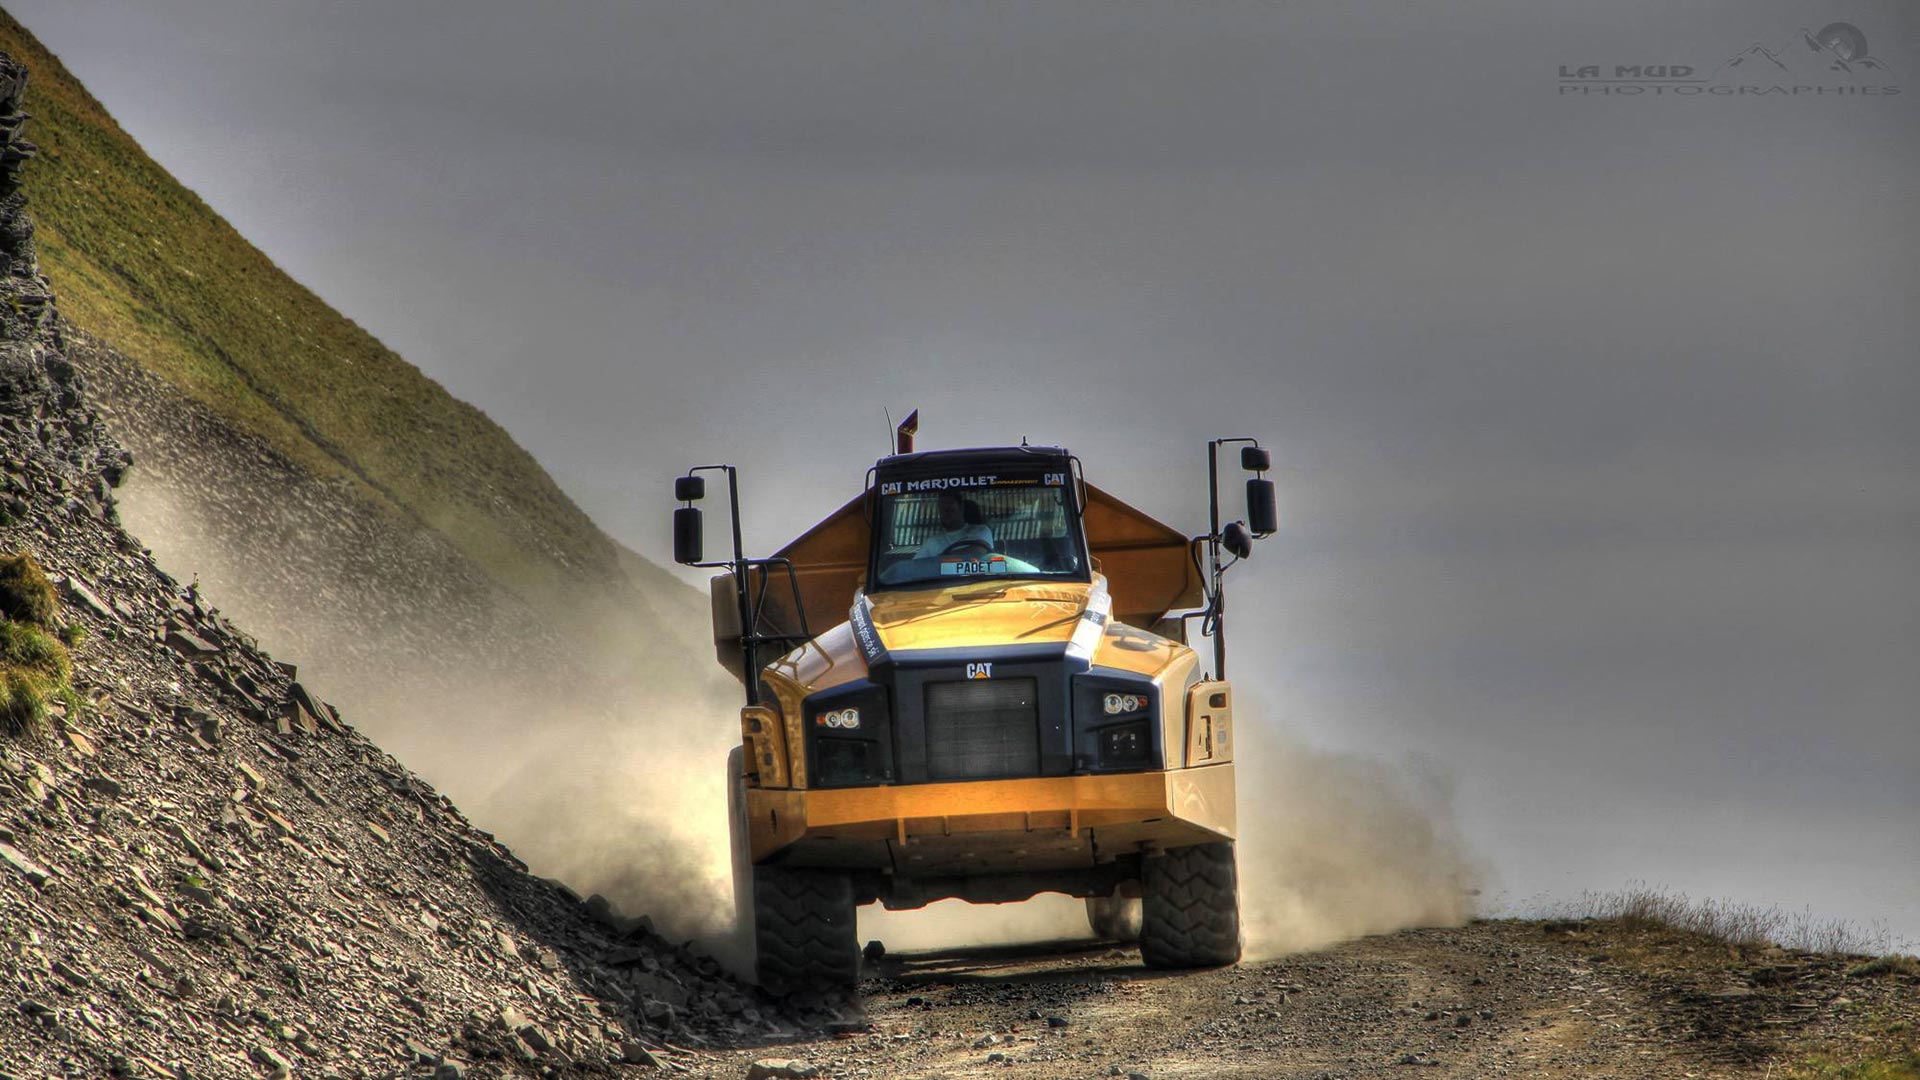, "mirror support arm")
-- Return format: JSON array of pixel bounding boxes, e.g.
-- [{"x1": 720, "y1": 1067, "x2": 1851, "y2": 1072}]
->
[
  {"x1": 1203, "y1": 437, "x2": 1264, "y2": 680},
  {"x1": 678, "y1": 464, "x2": 811, "y2": 708}
]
